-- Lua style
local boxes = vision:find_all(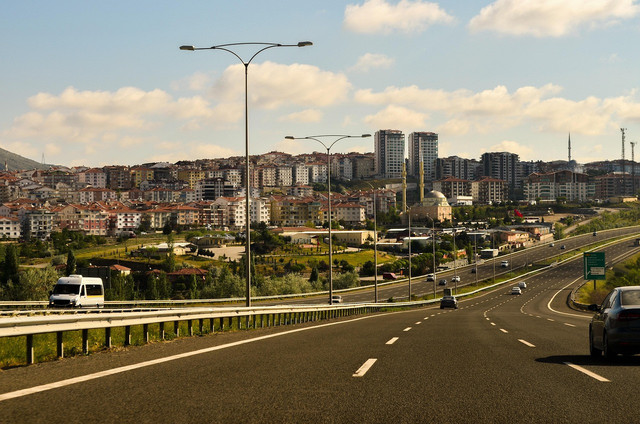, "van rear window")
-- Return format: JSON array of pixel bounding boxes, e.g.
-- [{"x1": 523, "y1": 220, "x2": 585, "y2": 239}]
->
[
  {"x1": 52, "y1": 284, "x2": 80, "y2": 295},
  {"x1": 86, "y1": 284, "x2": 103, "y2": 296}
]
